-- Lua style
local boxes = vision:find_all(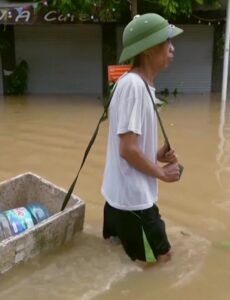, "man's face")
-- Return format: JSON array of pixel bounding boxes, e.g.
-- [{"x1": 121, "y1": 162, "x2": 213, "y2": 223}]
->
[{"x1": 146, "y1": 39, "x2": 175, "y2": 71}]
